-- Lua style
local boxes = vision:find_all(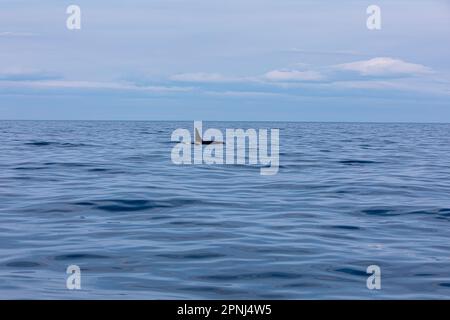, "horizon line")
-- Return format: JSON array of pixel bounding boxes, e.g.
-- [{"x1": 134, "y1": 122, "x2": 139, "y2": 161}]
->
[{"x1": 1, "y1": 119, "x2": 450, "y2": 124}]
